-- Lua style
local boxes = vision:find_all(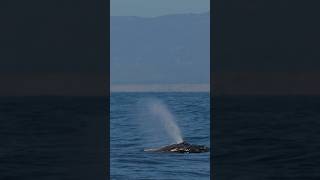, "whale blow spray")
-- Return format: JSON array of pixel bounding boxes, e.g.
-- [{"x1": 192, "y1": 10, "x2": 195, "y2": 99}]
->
[
  {"x1": 147, "y1": 100, "x2": 183, "y2": 144},
  {"x1": 137, "y1": 98, "x2": 184, "y2": 144}
]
